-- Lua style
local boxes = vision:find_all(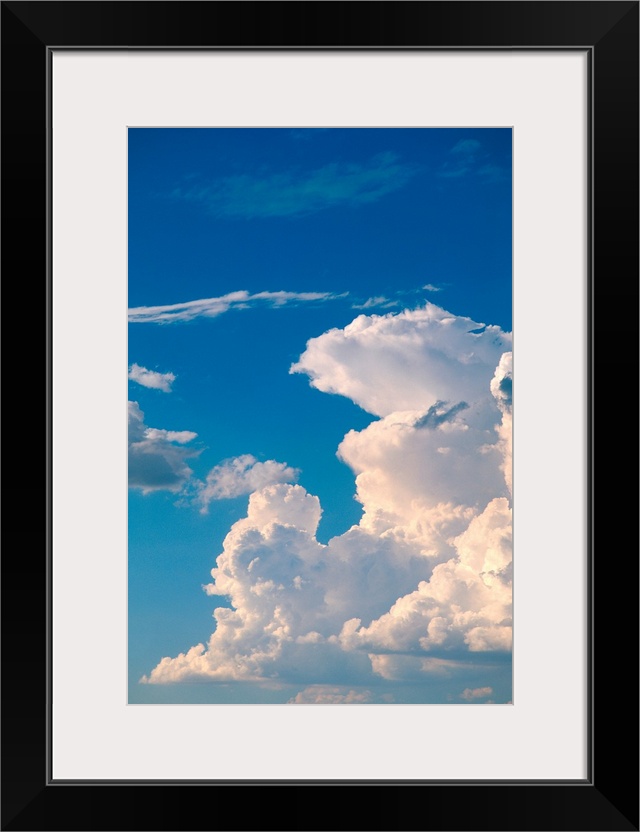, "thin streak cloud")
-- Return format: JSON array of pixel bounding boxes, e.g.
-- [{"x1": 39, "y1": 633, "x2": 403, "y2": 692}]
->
[{"x1": 129, "y1": 289, "x2": 345, "y2": 325}]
